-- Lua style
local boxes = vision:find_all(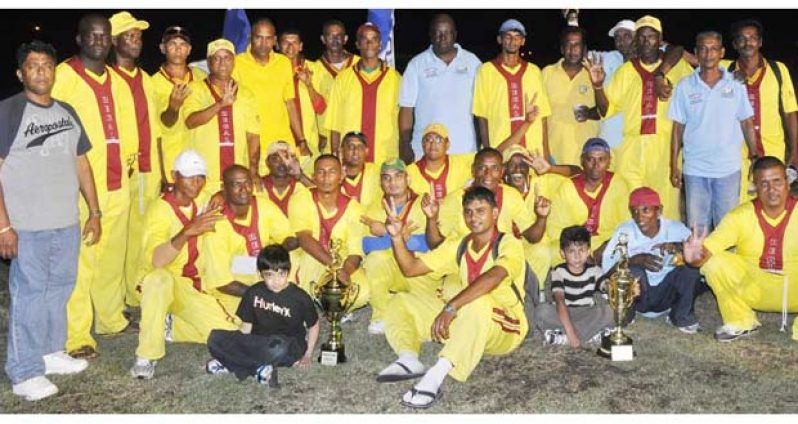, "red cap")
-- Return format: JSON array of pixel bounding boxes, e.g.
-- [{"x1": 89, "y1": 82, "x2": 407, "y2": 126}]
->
[{"x1": 629, "y1": 187, "x2": 661, "y2": 209}]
